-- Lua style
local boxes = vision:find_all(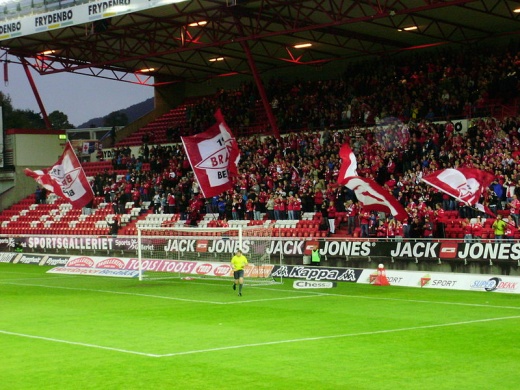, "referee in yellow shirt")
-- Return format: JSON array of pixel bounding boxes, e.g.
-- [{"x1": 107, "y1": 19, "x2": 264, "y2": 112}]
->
[{"x1": 231, "y1": 249, "x2": 248, "y2": 296}]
